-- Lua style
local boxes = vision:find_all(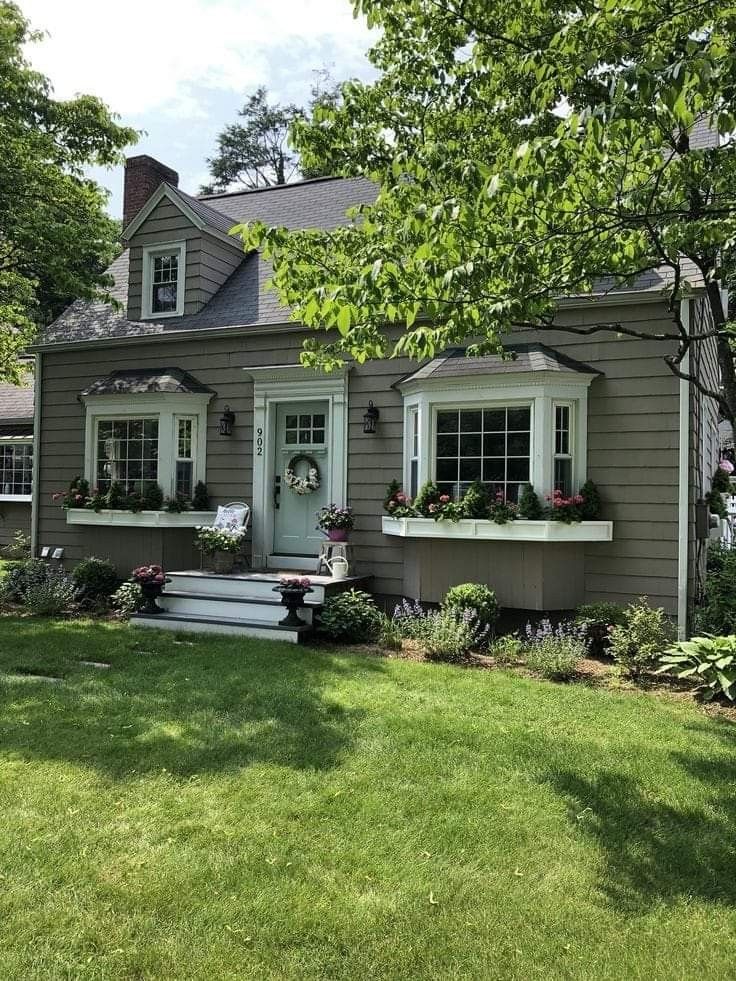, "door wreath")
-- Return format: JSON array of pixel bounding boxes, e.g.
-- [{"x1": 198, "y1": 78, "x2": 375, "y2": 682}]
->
[{"x1": 284, "y1": 454, "x2": 321, "y2": 495}]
